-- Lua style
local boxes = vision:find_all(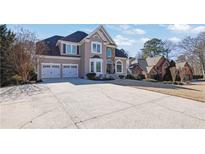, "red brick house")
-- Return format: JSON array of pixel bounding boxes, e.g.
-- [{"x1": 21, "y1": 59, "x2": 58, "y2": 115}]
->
[
  {"x1": 176, "y1": 61, "x2": 193, "y2": 81},
  {"x1": 129, "y1": 55, "x2": 170, "y2": 80}
]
